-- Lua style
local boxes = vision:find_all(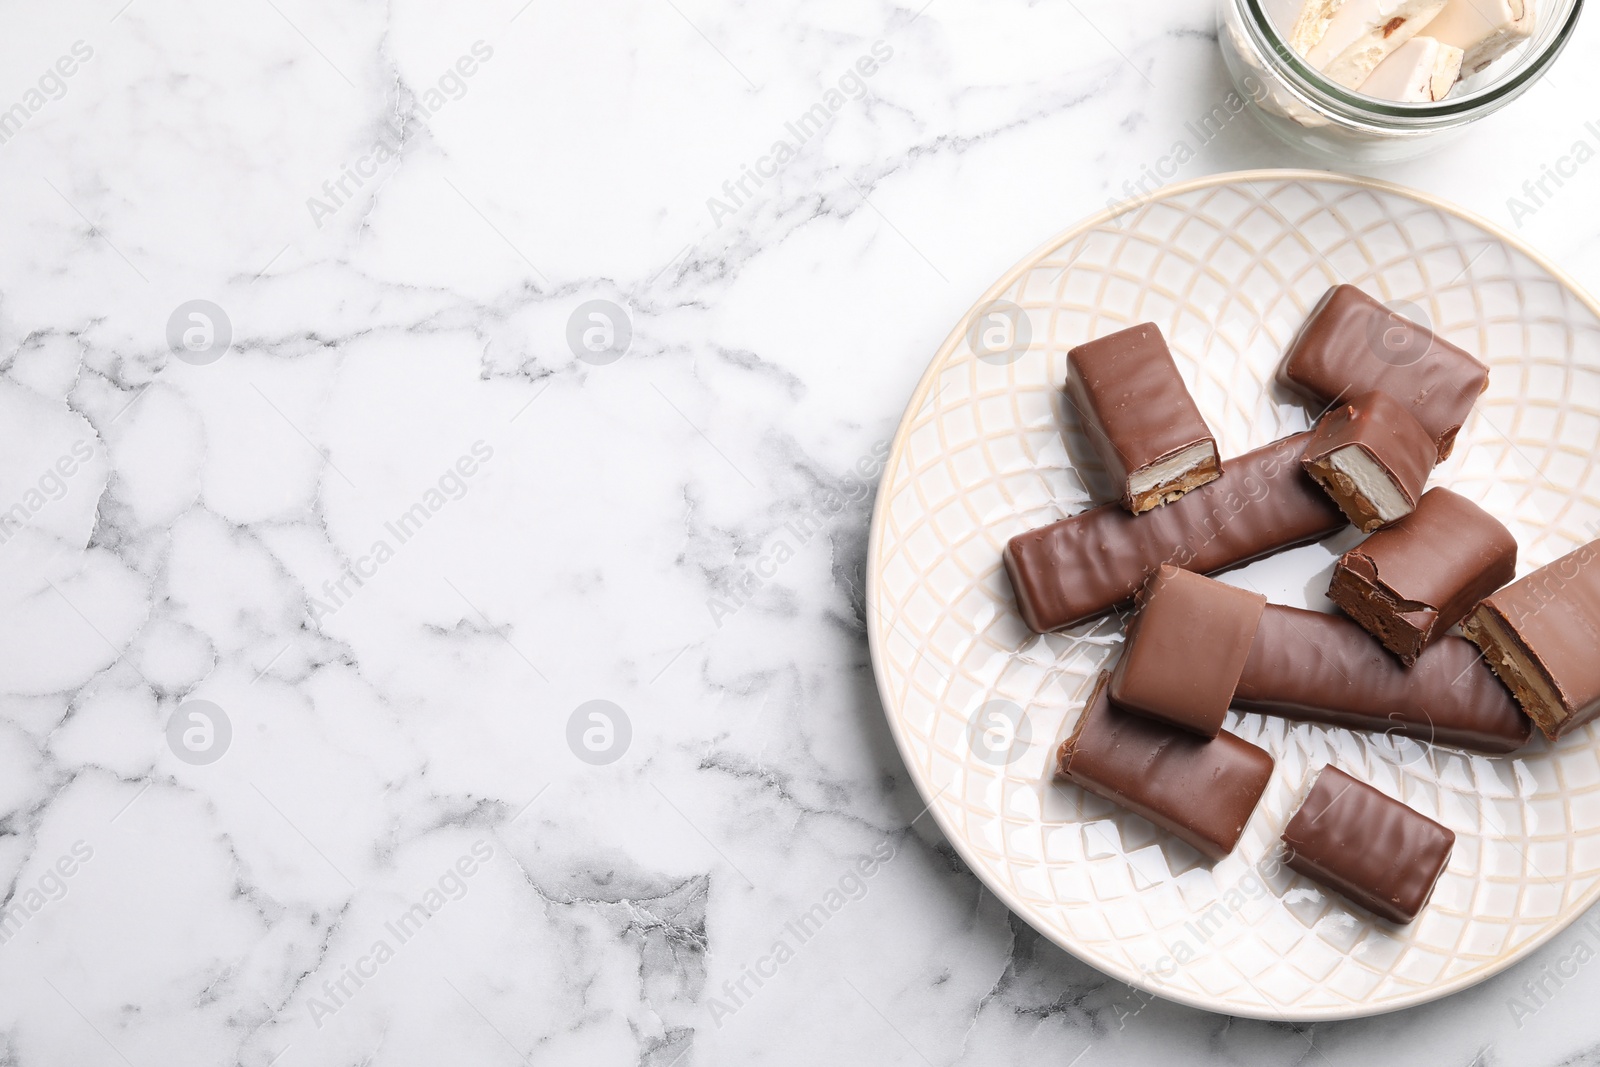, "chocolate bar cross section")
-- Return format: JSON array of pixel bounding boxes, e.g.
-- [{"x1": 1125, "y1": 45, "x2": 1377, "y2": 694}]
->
[
  {"x1": 1281, "y1": 766, "x2": 1455, "y2": 924},
  {"x1": 1463, "y1": 538, "x2": 1600, "y2": 740},
  {"x1": 1278, "y1": 285, "x2": 1489, "y2": 461},
  {"x1": 1330, "y1": 487, "x2": 1517, "y2": 665},
  {"x1": 1057, "y1": 671, "x2": 1273, "y2": 861},
  {"x1": 1065, "y1": 323, "x2": 1221, "y2": 513},
  {"x1": 1301, "y1": 389, "x2": 1438, "y2": 532},
  {"x1": 1004, "y1": 431, "x2": 1346, "y2": 633}
]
